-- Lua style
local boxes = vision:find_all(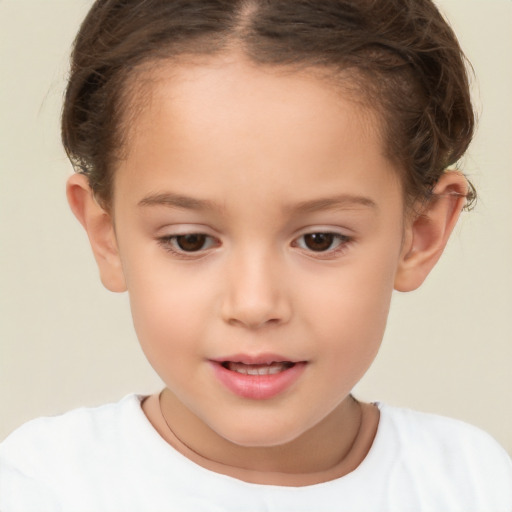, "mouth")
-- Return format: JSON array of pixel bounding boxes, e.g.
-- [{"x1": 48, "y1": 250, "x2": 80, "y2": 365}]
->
[
  {"x1": 210, "y1": 356, "x2": 307, "y2": 400},
  {"x1": 220, "y1": 361, "x2": 296, "y2": 376}
]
